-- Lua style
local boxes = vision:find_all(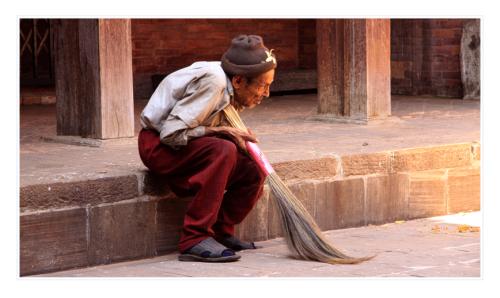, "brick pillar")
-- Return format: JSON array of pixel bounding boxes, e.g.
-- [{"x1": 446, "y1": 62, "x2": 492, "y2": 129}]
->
[
  {"x1": 316, "y1": 19, "x2": 391, "y2": 123},
  {"x1": 53, "y1": 19, "x2": 134, "y2": 139}
]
